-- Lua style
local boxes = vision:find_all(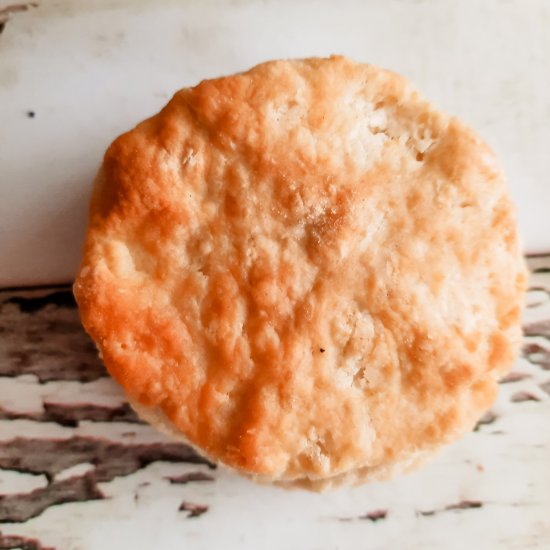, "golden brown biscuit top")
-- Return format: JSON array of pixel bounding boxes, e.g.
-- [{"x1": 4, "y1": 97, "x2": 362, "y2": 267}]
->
[{"x1": 74, "y1": 56, "x2": 526, "y2": 482}]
